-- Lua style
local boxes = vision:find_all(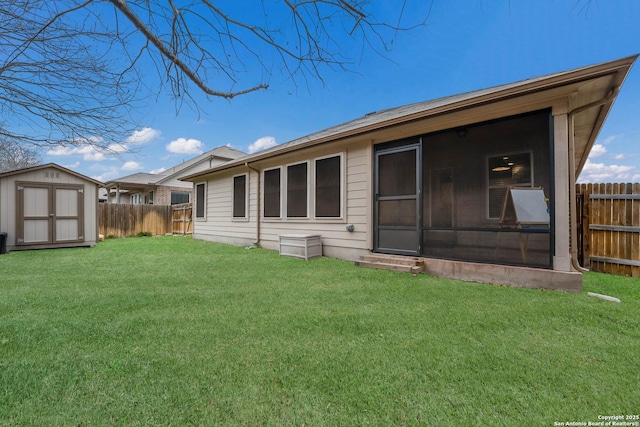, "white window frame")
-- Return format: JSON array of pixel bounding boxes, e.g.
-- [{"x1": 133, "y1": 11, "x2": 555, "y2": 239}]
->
[
  {"x1": 313, "y1": 153, "x2": 344, "y2": 220},
  {"x1": 232, "y1": 173, "x2": 249, "y2": 221},
  {"x1": 262, "y1": 167, "x2": 283, "y2": 220},
  {"x1": 285, "y1": 161, "x2": 310, "y2": 219},
  {"x1": 194, "y1": 182, "x2": 207, "y2": 220}
]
